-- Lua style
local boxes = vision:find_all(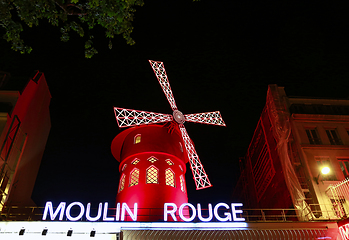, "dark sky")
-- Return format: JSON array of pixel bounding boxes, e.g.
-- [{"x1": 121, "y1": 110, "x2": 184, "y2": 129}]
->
[{"x1": 1, "y1": 0, "x2": 349, "y2": 207}]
